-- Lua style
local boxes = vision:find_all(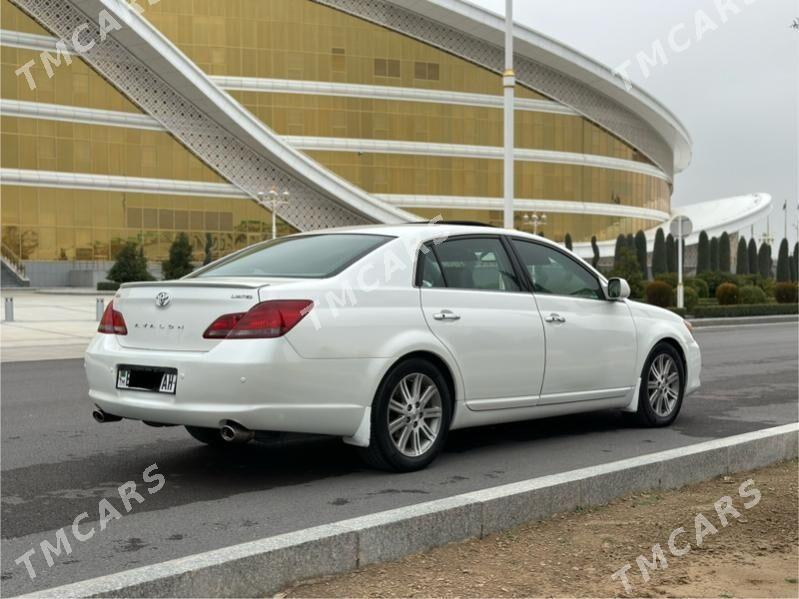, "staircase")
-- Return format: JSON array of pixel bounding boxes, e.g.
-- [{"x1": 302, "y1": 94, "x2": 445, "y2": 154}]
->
[{"x1": 1, "y1": 242, "x2": 31, "y2": 287}]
